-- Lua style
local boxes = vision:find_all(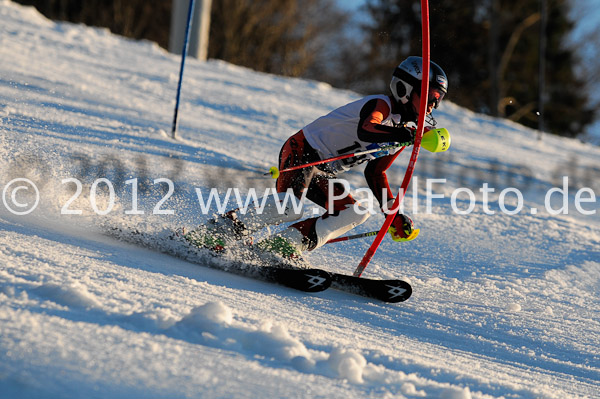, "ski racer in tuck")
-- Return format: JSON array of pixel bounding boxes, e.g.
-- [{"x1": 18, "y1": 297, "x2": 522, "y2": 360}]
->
[{"x1": 187, "y1": 56, "x2": 449, "y2": 259}]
